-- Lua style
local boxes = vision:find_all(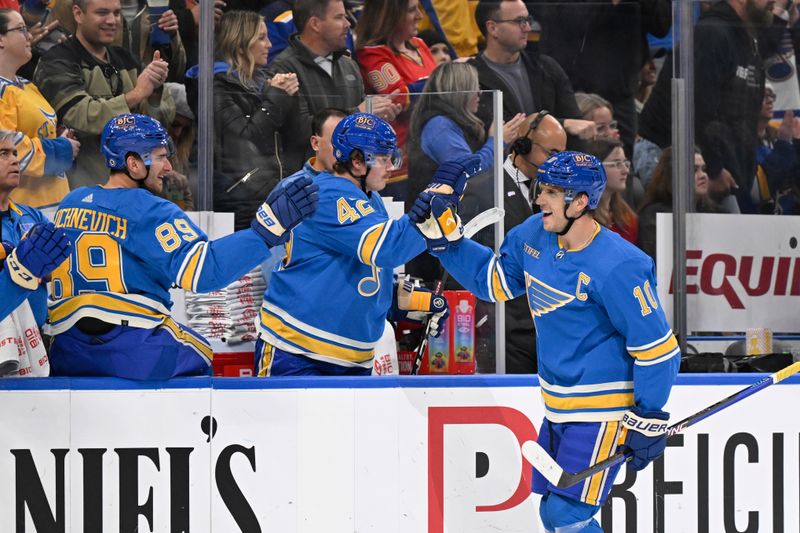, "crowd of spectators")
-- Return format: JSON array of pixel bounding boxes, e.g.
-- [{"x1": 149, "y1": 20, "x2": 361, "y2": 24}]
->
[{"x1": 2, "y1": 0, "x2": 799, "y2": 375}]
